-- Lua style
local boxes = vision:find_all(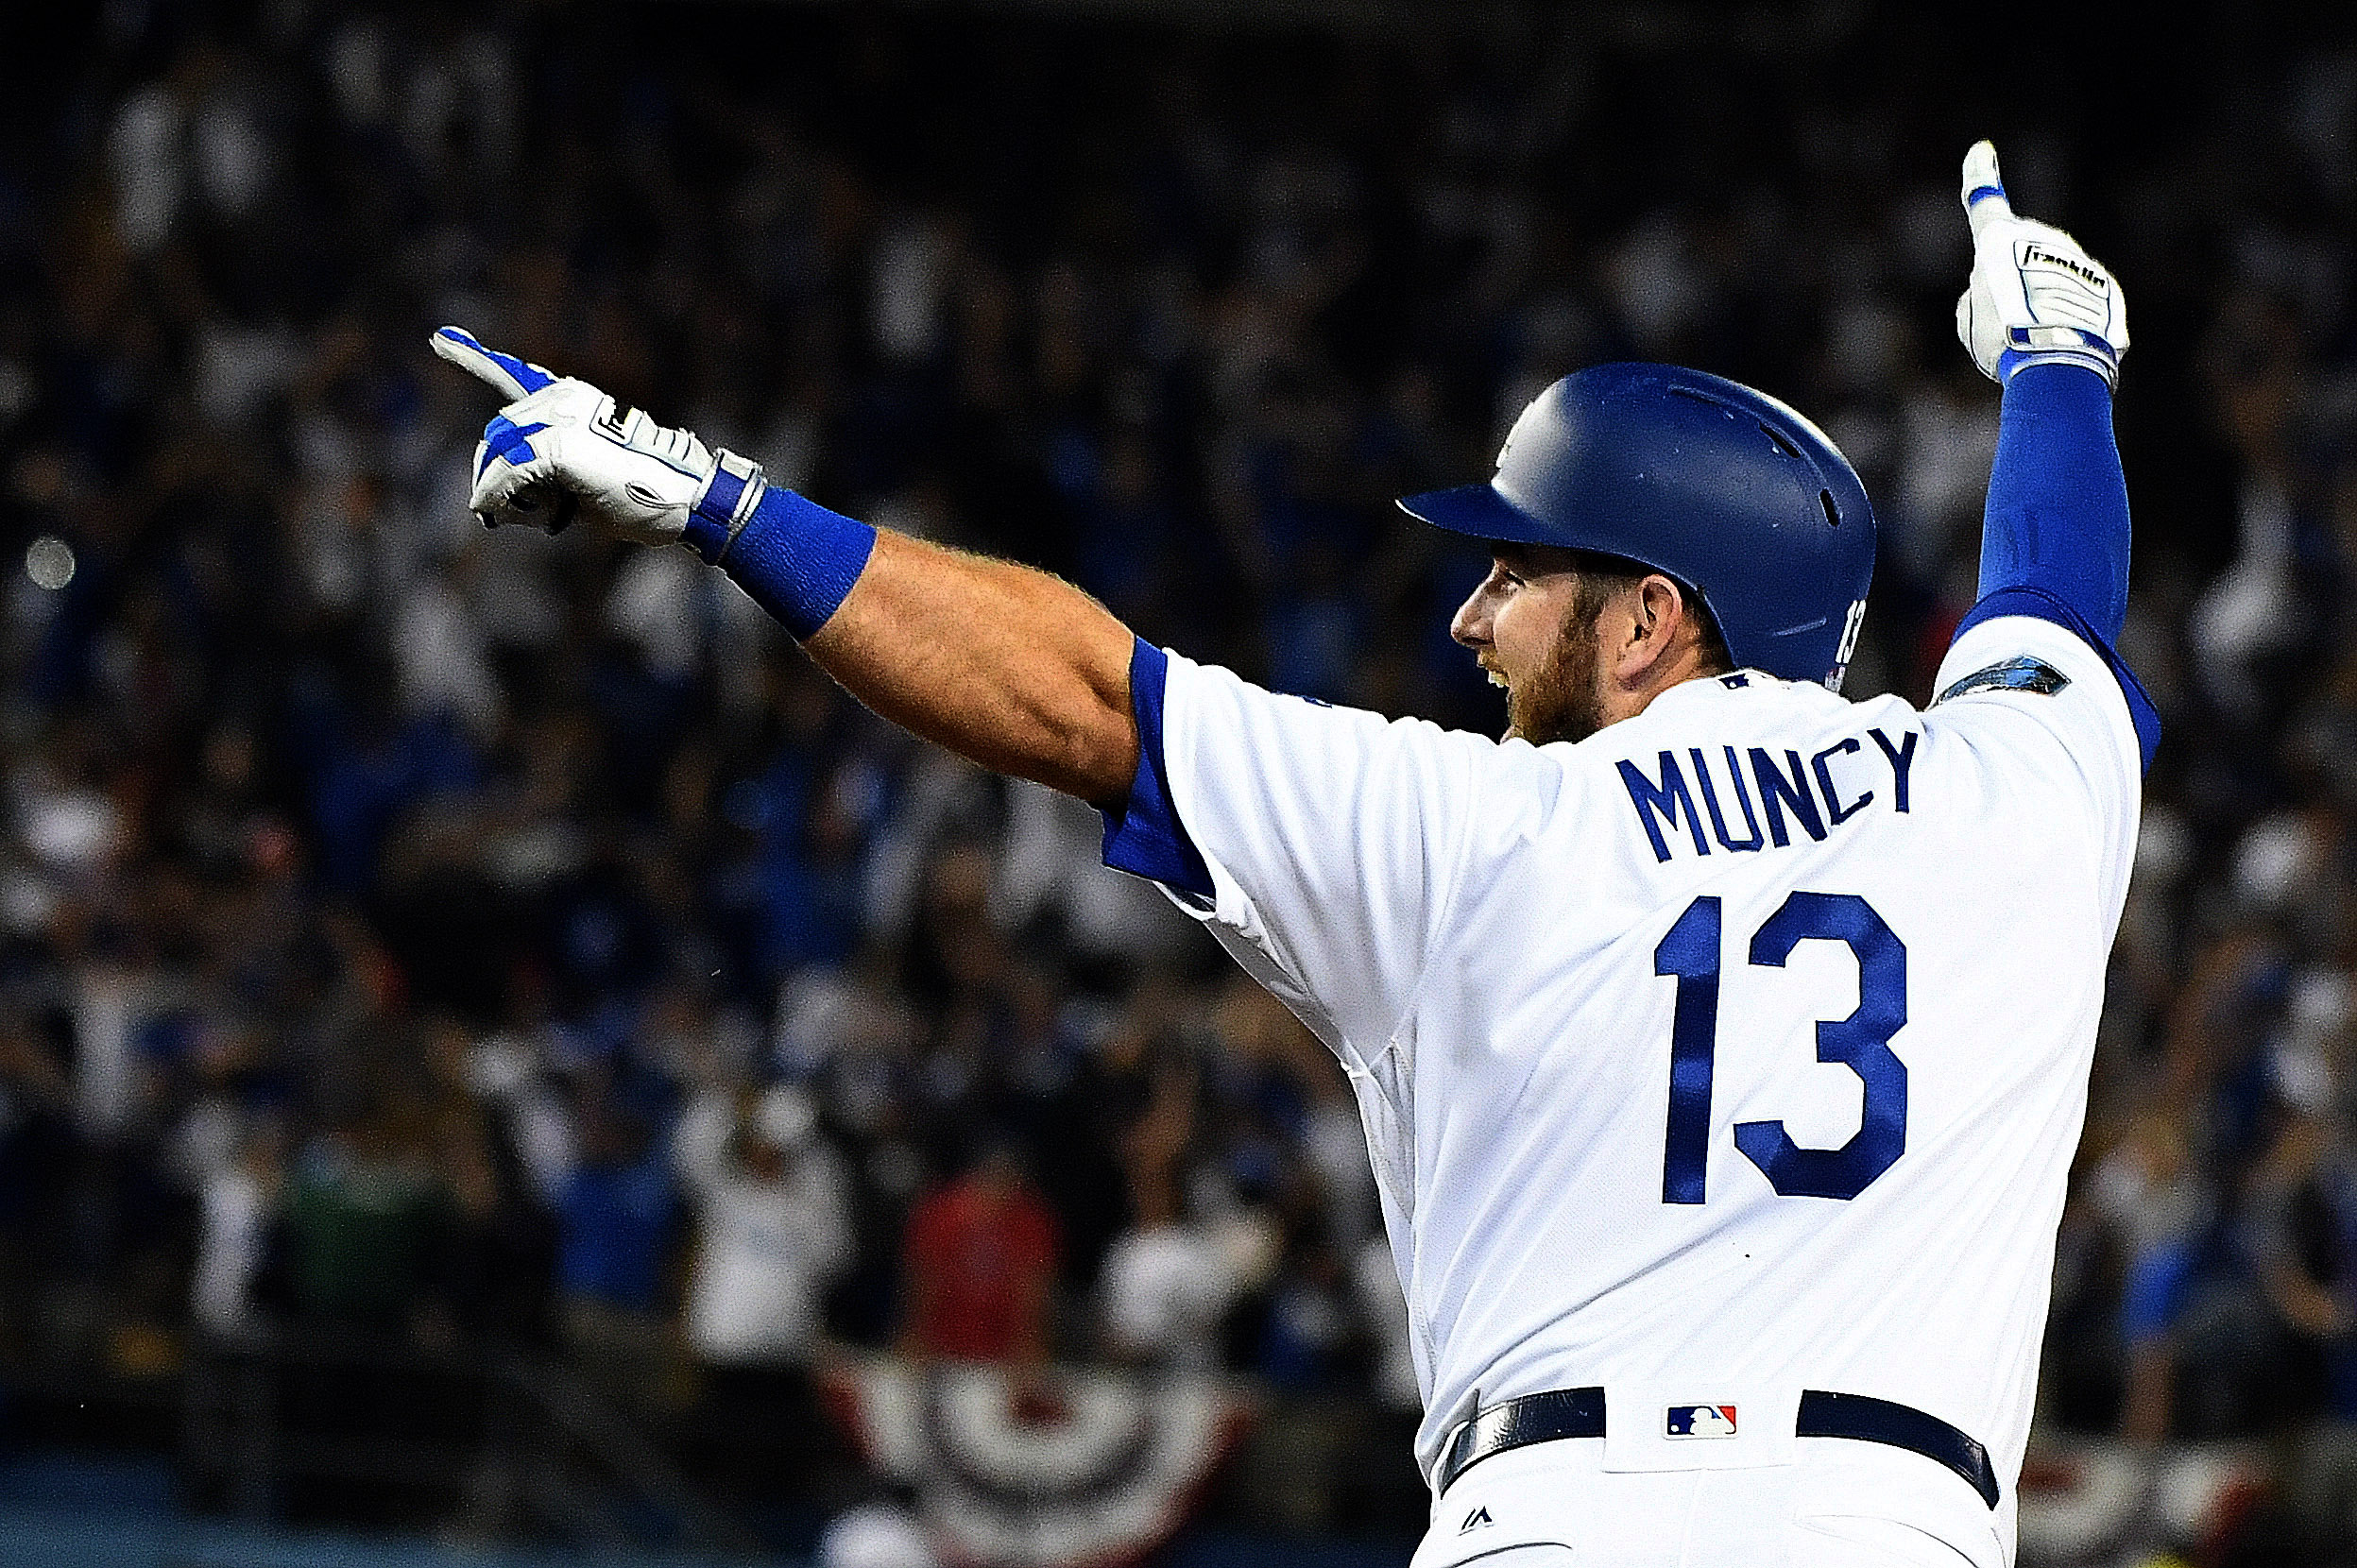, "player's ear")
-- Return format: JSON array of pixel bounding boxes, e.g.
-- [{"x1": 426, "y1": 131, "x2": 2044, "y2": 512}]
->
[{"x1": 1626, "y1": 573, "x2": 1686, "y2": 668}]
